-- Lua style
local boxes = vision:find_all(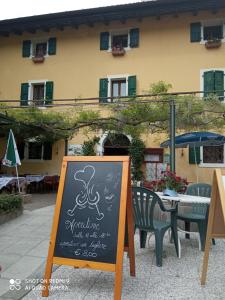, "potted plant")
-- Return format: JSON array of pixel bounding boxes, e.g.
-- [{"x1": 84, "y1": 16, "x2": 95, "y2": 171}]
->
[
  {"x1": 32, "y1": 56, "x2": 45, "y2": 63},
  {"x1": 144, "y1": 171, "x2": 188, "y2": 194},
  {"x1": 112, "y1": 45, "x2": 125, "y2": 56},
  {"x1": 205, "y1": 38, "x2": 222, "y2": 49}
]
